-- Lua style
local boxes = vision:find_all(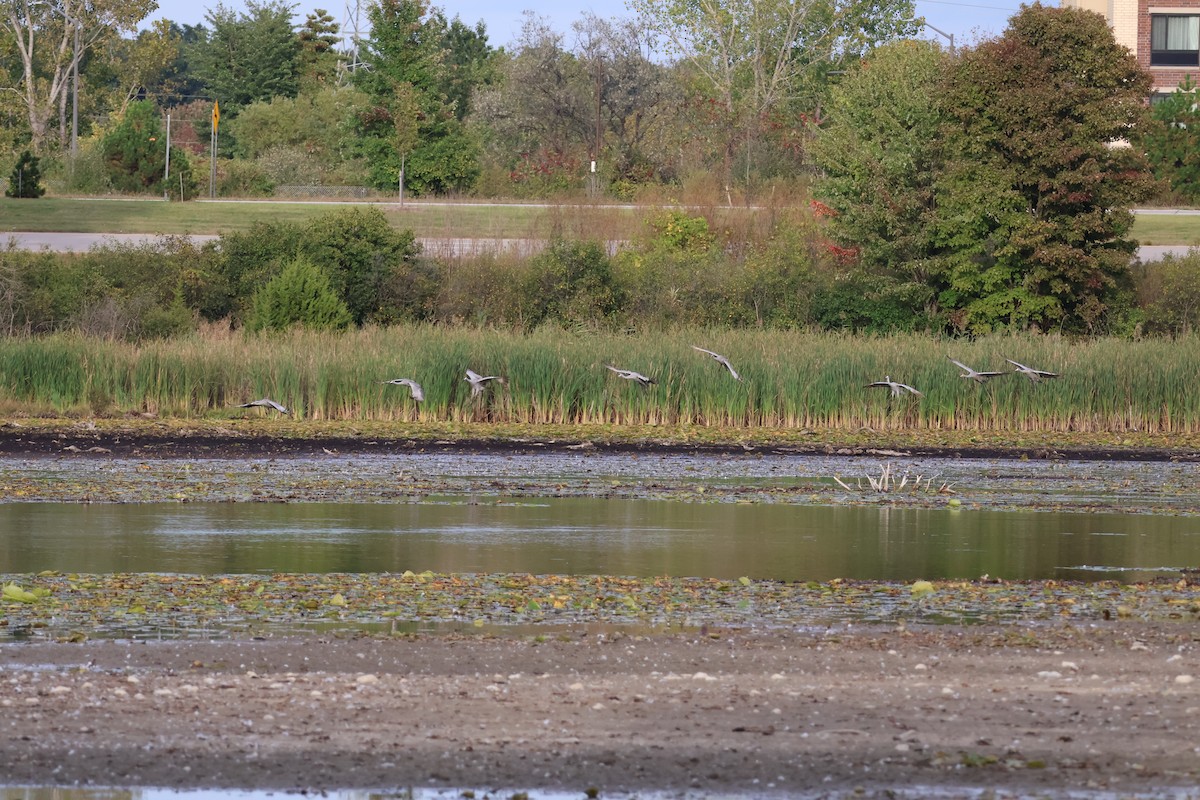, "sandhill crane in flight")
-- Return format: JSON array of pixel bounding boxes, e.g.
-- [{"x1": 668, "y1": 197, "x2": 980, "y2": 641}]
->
[
  {"x1": 947, "y1": 356, "x2": 1005, "y2": 384},
  {"x1": 234, "y1": 398, "x2": 290, "y2": 414},
  {"x1": 1005, "y1": 358, "x2": 1059, "y2": 383},
  {"x1": 382, "y1": 378, "x2": 424, "y2": 402},
  {"x1": 465, "y1": 369, "x2": 504, "y2": 398},
  {"x1": 865, "y1": 376, "x2": 923, "y2": 398},
  {"x1": 606, "y1": 365, "x2": 656, "y2": 388},
  {"x1": 692, "y1": 346, "x2": 741, "y2": 381}
]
